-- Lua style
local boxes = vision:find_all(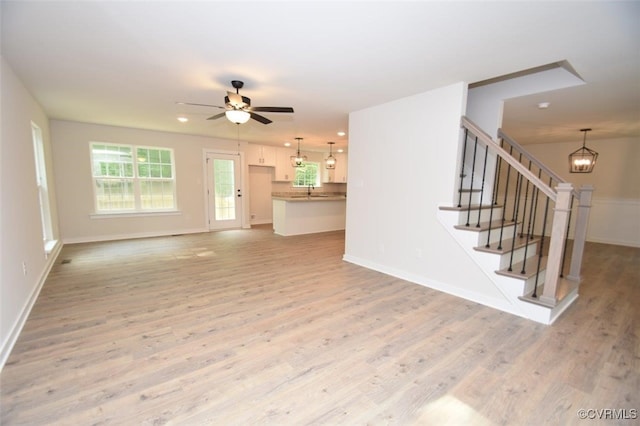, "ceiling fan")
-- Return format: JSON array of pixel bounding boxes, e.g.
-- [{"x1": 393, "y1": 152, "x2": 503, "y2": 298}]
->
[{"x1": 178, "y1": 80, "x2": 294, "y2": 125}]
